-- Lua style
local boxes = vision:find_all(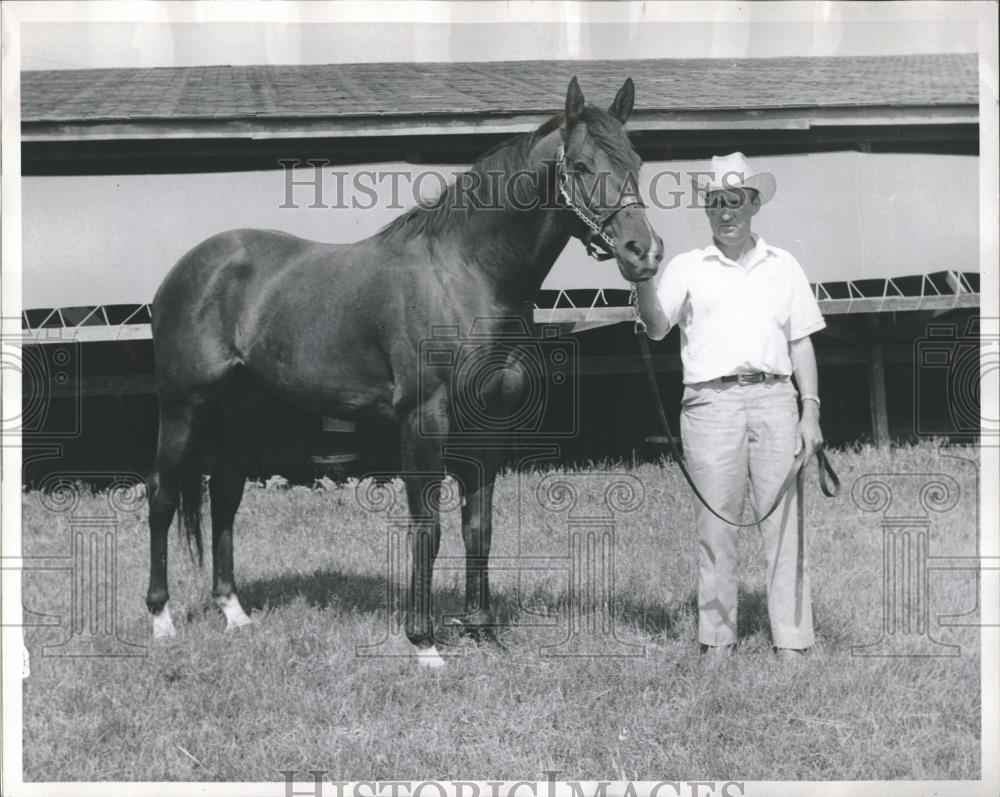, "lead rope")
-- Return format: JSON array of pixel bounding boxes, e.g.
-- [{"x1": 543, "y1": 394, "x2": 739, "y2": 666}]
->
[
  {"x1": 795, "y1": 465, "x2": 805, "y2": 618},
  {"x1": 632, "y1": 286, "x2": 839, "y2": 528},
  {"x1": 630, "y1": 285, "x2": 646, "y2": 335},
  {"x1": 632, "y1": 291, "x2": 841, "y2": 629}
]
